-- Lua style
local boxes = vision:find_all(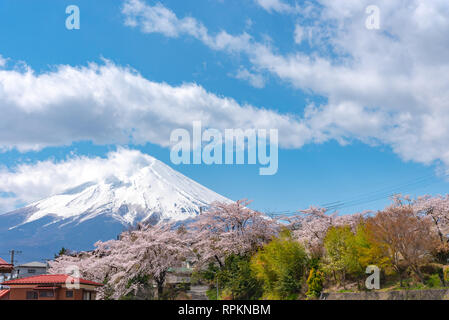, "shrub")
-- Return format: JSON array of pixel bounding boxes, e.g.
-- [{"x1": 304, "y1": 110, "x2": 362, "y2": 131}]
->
[
  {"x1": 306, "y1": 268, "x2": 325, "y2": 299},
  {"x1": 216, "y1": 254, "x2": 263, "y2": 300},
  {"x1": 206, "y1": 287, "x2": 218, "y2": 300},
  {"x1": 421, "y1": 263, "x2": 446, "y2": 286},
  {"x1": 251, "y1": 230, "x2": 308, "y2": 300},
  {"x1": 199, "y1": 255, "x2": 263, "y2": 300},
  {"x1": 432, "y1": 242, "x2": 449, "y2": 264},
  {"x1": 420, "y1": 263, "x2": 443, "y2": 276},
  {"x1": 426, "y1": 274, "x2": 442, "y2": 288},
  {"x1": 444, "y1": 267, "x2": 449, "y2": 284}
]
